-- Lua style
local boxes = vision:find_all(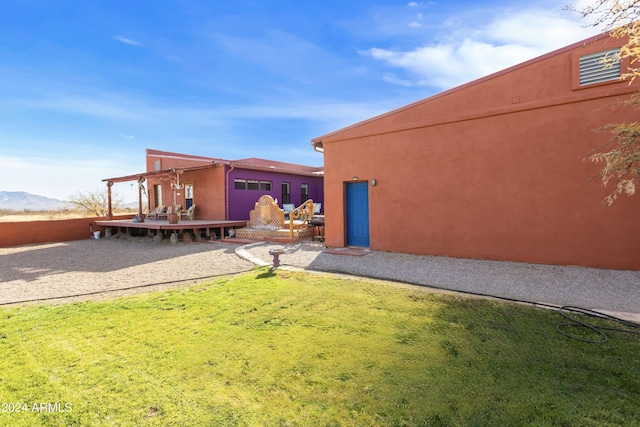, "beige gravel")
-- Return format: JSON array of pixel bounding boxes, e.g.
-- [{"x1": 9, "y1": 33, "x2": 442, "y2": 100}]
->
[
  {"x1": 241, "y1": 241, "x2": 640, "y2": 322},
  {"x1": 2, "y1": 237, "x2": 639, "y2": 324},
  {"x1": 0, "y1": 235, "x2": 254, "y2": 306}
]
